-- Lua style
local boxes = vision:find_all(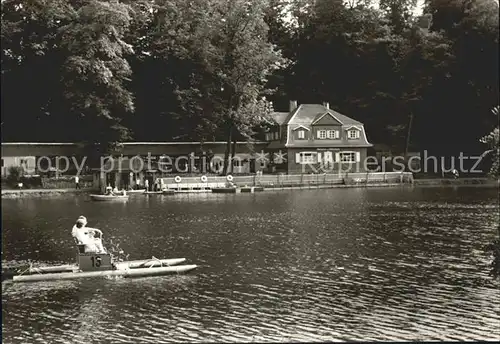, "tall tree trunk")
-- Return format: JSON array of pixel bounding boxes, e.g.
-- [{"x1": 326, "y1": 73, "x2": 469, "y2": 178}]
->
[
  {"x1": 230, "y1": 129, "x2": 237, "y2": 174},
  {"x1": 405, "y1": 110, "x2": 414, "y2": 171},
  {"x1": 222, "y1": 124, "x2": 232, "y2": 175}
]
